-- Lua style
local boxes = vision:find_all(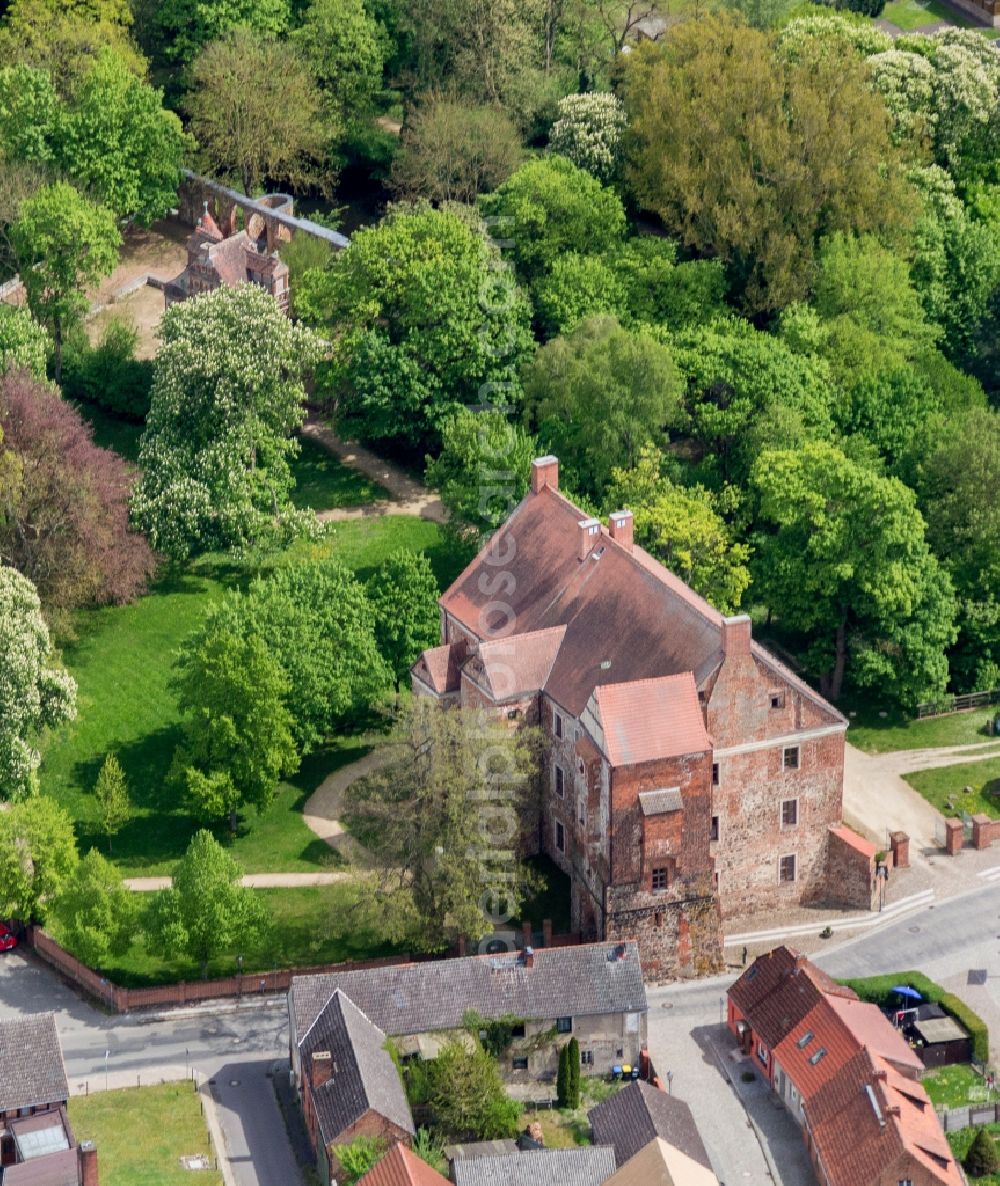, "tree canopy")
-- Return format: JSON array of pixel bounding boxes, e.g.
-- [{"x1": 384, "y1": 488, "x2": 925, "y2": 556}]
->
[{"x1": 0, "y1": 795, "x2": 78, "y2": 921}]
